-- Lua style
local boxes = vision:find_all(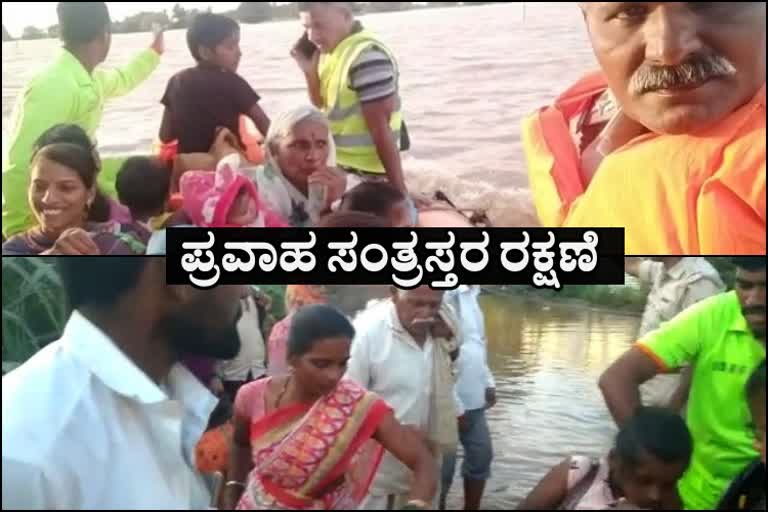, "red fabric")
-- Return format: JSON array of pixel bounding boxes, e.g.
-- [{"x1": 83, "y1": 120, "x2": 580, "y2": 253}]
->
[
  {"x1": 538, "y1": 71, "x2": 609, "y2": 206},
  {"x1": 195, "y1": 423, "x2": 234, "y2": 474},
  {"x1": 237, "y1": 379, "x2": 390, "y2": 510},
  {"x1": 180, "y1": 162, "x2": 288, "y2": 228}
]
